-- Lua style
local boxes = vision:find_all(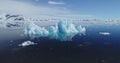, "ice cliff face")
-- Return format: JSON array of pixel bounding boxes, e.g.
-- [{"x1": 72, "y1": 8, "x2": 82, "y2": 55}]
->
[{"x1": 24, "y1": 21, "x2": 86, "y2": 41}]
